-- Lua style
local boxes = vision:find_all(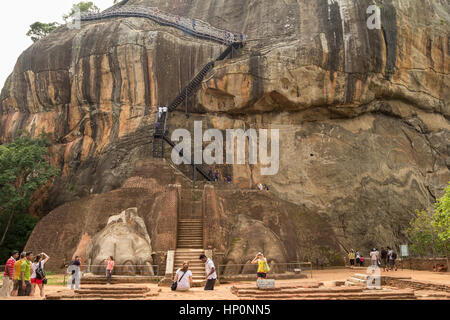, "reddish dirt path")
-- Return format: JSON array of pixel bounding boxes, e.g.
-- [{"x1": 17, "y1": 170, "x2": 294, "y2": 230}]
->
[{"x1": 2, "y1": 268, "x2": 448, "y2": 300}]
